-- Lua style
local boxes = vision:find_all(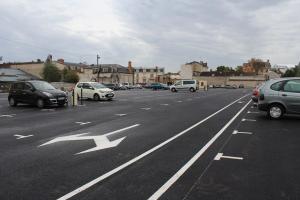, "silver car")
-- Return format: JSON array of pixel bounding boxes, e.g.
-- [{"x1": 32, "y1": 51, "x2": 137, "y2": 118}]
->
[{"x1": 258, "y1": 77, "x2": 300, "y2": 119}]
